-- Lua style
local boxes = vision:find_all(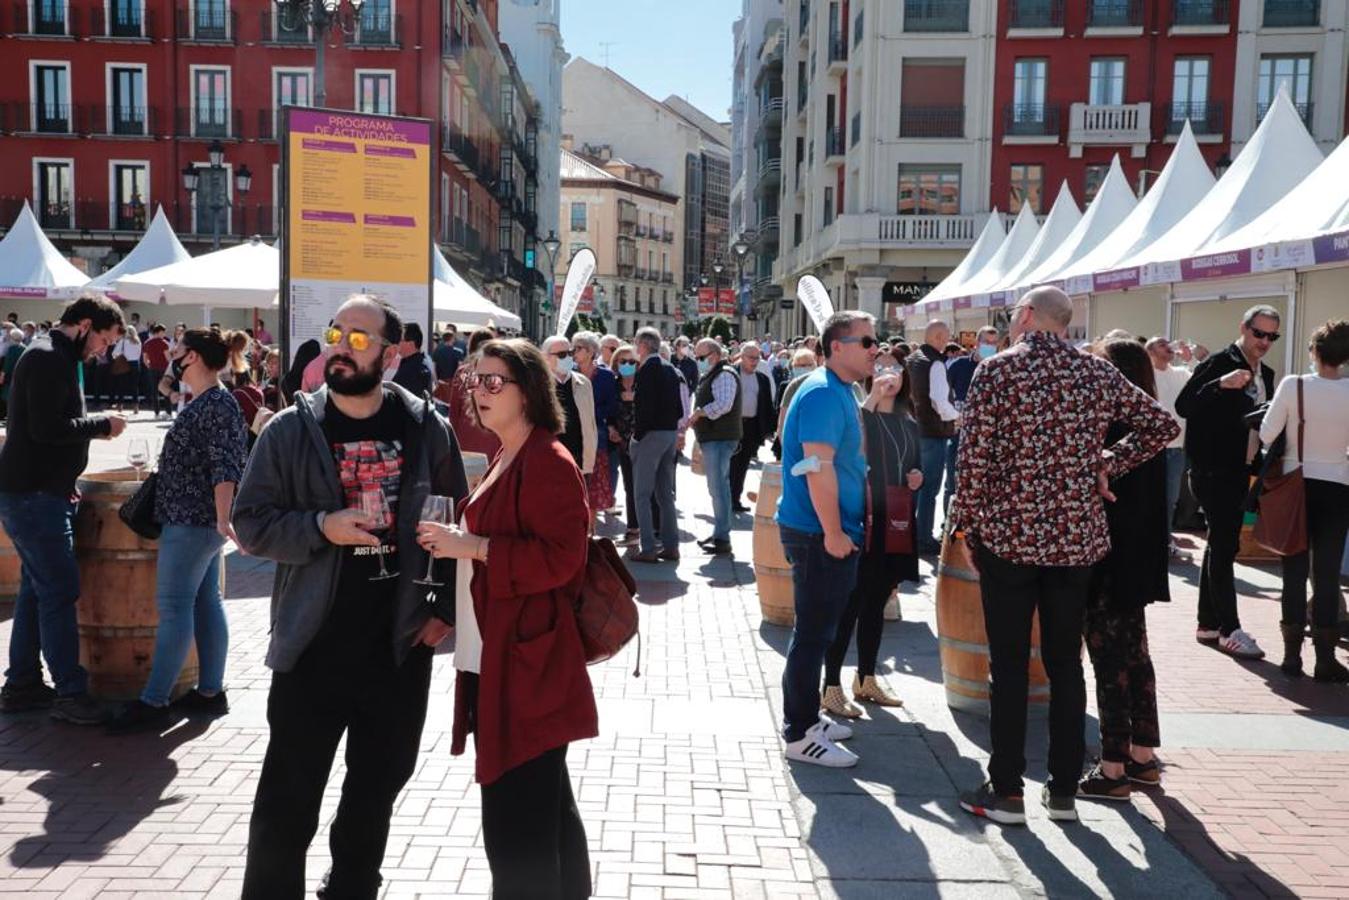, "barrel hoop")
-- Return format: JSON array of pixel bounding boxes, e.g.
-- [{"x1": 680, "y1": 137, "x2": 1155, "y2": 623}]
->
[
  {"x1": 939, "y1": 635, "x2": 1042, "y2": 659},
  {"x1": 78, "y1": 625, "x2": 160, "y2": 637},
  {"x1": 944, "y1": 672, "x2": 1050, "y2": 699},
  {"x1": 754, "y1": 564, "x2": 794, "y2": 579},
  {"x1": 74, "y1": 550, "x2": 158, "y2": 561},
  {"x1": 935, "y1": 563, "x2": 979, "y2": 584}
]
